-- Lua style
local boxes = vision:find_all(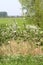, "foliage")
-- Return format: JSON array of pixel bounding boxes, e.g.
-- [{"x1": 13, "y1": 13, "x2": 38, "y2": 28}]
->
[
  {"x1": 0, "y1": 22, "x2": 43, "y2": 46},
  {"x1": 19, "y1": 0, "x2": 43, "y2": 28}
]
